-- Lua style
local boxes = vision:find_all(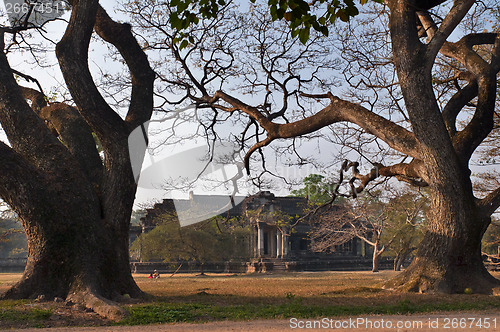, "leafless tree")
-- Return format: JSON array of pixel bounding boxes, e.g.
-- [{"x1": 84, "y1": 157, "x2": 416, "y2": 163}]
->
[{"x1": 310, "y1": 189, "x2": 427, "y2": 272}]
